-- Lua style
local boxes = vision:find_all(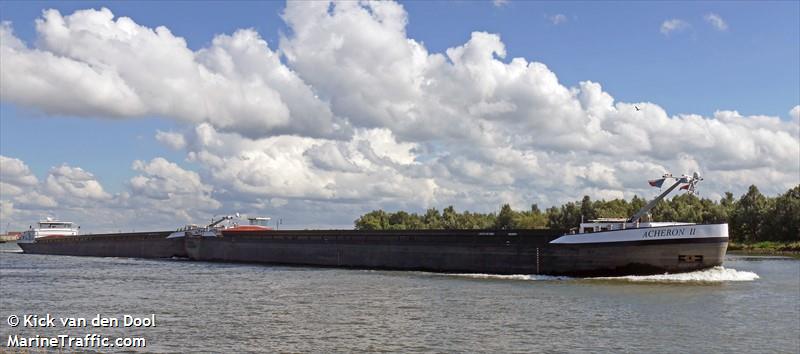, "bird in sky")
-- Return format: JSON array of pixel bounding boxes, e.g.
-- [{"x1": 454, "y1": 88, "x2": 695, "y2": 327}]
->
[{"x1": 635, "y1": 105, "x2": 641, "y2": 111}]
